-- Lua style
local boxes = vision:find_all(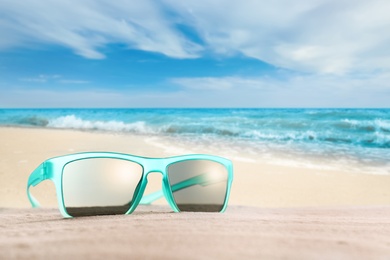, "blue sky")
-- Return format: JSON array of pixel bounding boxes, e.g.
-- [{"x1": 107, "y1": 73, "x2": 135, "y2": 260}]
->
[{"x1": 1, "y1": 0, "x2": 390, "y2": 108}]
